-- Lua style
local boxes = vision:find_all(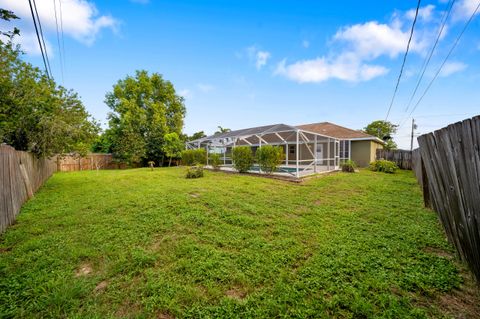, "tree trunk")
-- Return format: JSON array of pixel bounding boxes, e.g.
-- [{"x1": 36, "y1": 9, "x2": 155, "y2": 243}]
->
[{"x1": 169, "y1": 157, "x2": 172, "y2": 167}]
